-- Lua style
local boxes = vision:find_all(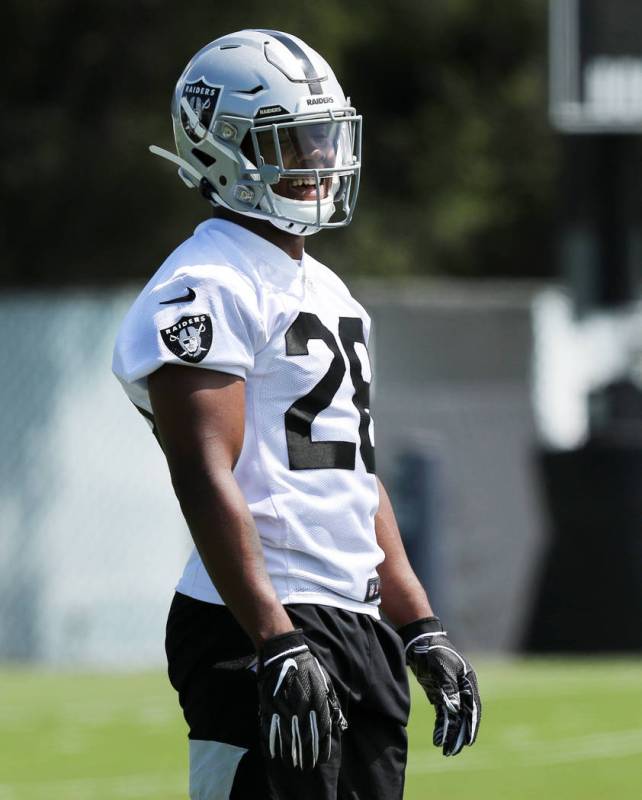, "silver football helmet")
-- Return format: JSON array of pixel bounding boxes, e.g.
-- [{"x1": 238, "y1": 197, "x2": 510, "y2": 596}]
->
[{"x1": 151, "y1": 29, "x2": 362, "y2": 236}]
